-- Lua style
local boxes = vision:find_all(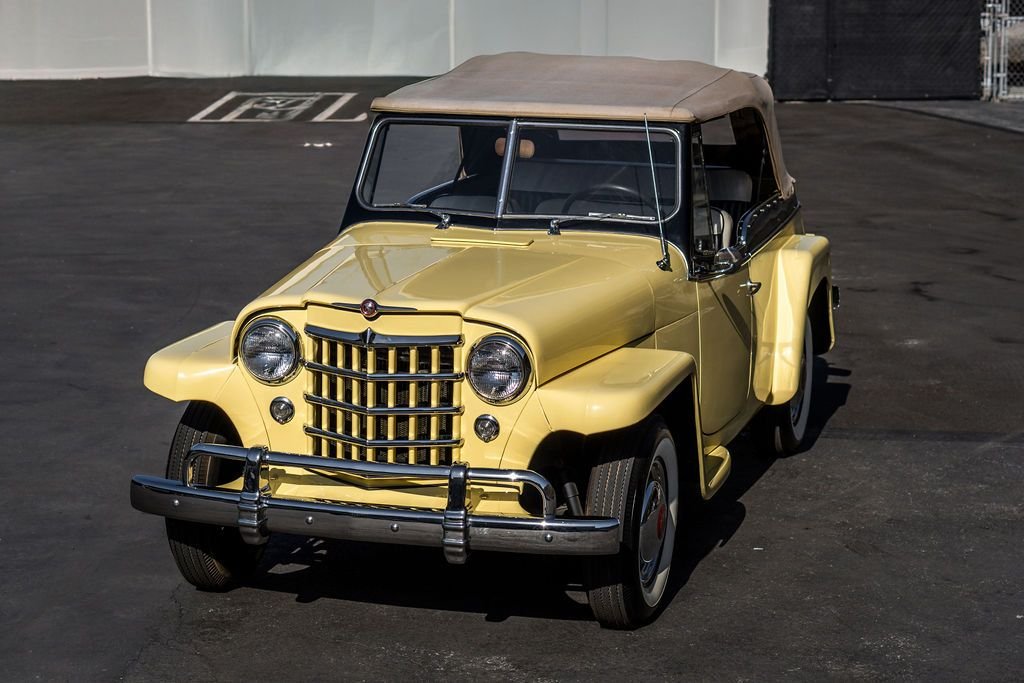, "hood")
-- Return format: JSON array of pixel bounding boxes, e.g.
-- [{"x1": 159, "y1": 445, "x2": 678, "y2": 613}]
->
[{"x1": 240, "y1": 222, "x2": 682, "y2": 383}]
